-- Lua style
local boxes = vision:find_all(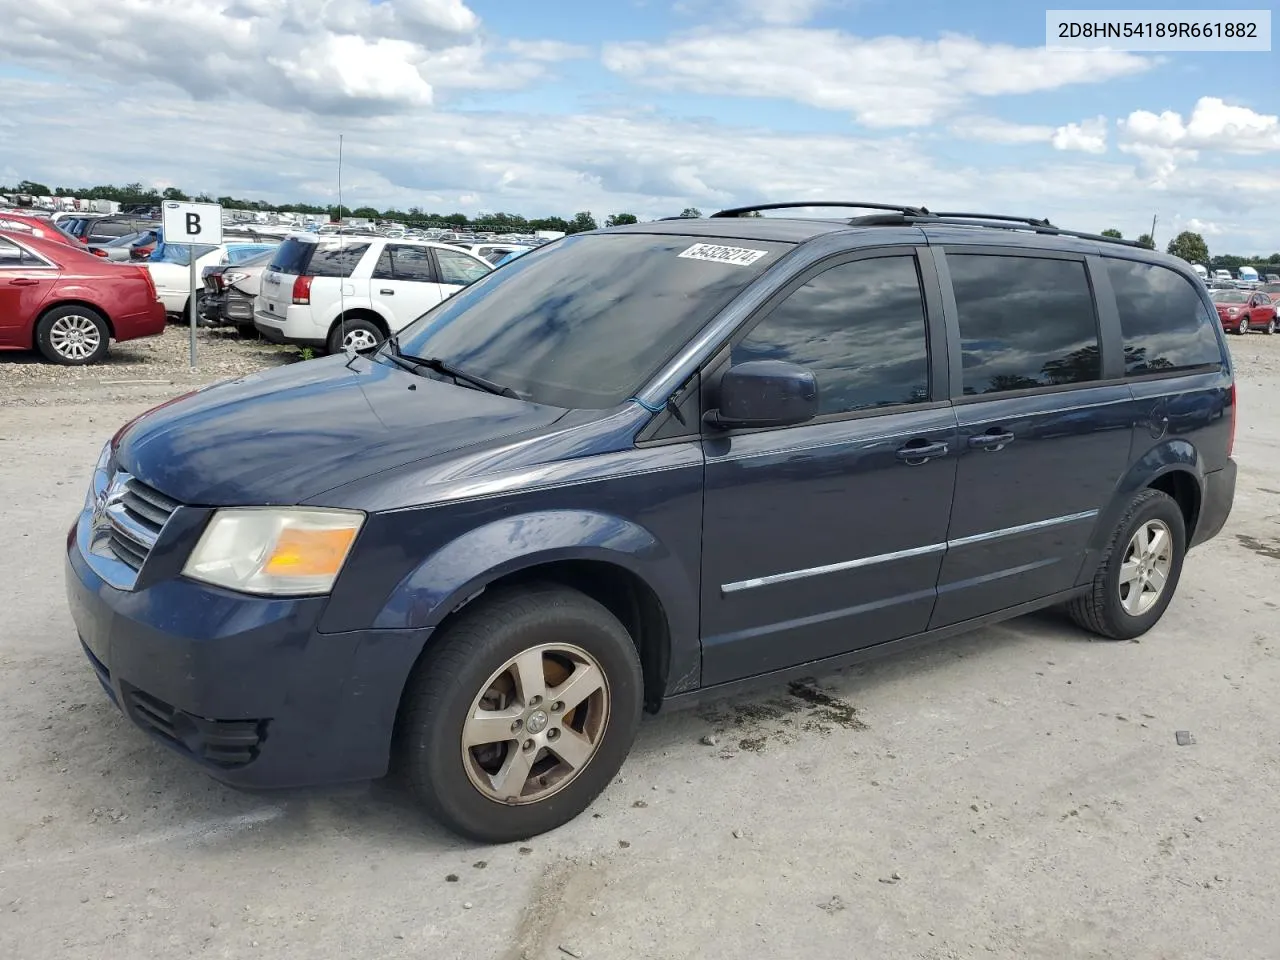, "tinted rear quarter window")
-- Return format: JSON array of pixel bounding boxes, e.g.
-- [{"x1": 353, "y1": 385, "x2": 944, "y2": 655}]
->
[
  {"x1": 1106, "y1": 259, "x2": 1223, "y2": 375},
  {"x1": 949, "y1": 254, "x2": 1100, "y2": 395},
  {"x1": 309, "y1": 243, "x2": 370, "y2": 278},
  {"x1": 734, "y1": 255, "x2": 930, "y2": 414}
]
